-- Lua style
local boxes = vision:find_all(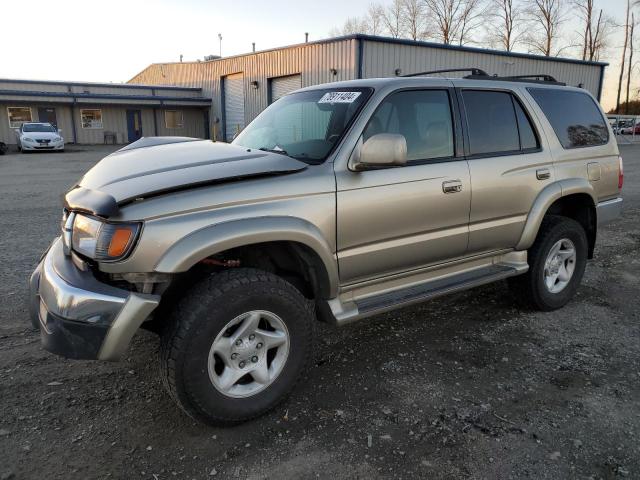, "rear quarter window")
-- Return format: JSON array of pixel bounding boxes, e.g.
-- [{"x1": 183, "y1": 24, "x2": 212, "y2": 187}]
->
[{"x1": 528, "y1": 88, "x2": 609, "y2": 149}]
